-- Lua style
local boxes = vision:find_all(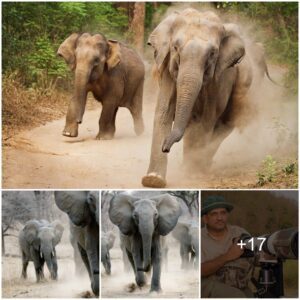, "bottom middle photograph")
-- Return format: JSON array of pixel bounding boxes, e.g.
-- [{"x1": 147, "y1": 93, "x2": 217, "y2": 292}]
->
[{"x1": 101, "y1": 190, "x2": 200, "y2": 298}]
